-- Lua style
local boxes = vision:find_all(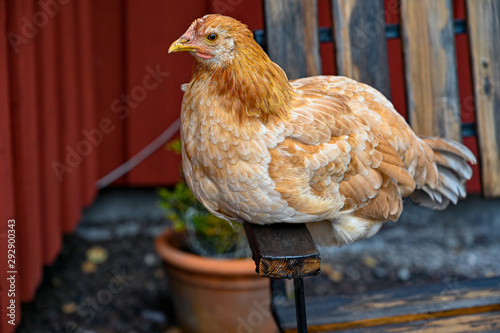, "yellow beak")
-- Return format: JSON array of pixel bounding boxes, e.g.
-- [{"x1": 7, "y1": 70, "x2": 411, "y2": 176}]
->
[{"x1": 168, "y1": 38, "x2": 200, "y2": 53}]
